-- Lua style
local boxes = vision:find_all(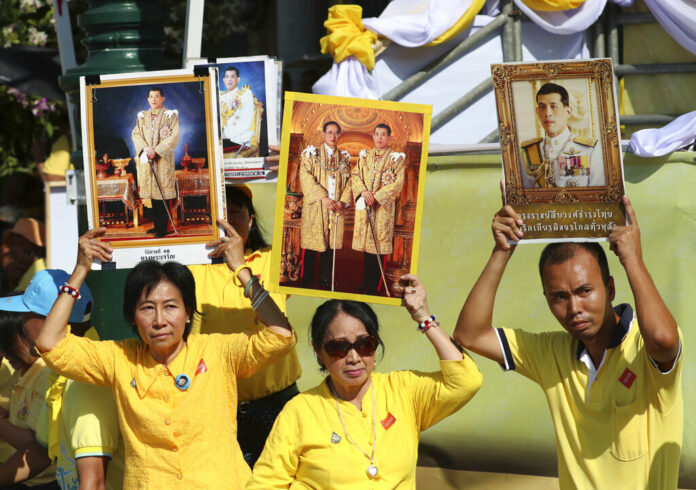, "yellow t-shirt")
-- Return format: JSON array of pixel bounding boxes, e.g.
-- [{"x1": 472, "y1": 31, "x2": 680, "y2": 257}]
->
[
  {"x1": 0, "y1": 358, "x2": 22, "y2": 463},
  {"x1": 499, "y1": 309, "x2": 683, "y2": 489},
  {"x1": 189, "y1": 247, "x2": 302, "y2": 401},
  {"x1": 9, "y1": 358, "x2": 56, "y2": 485},
  {"x1": 248, "y1": 357, "x2": 483, "y2": 489},
  {"x1": 42, "y1": 134, "x2": 73, "y2": 177},
  {"x1": 36, "y1": 328, "x2": 124, "y2": 490},
  {"x1": 41, "y1": 329, "x2": 295, "y2": 489}
]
